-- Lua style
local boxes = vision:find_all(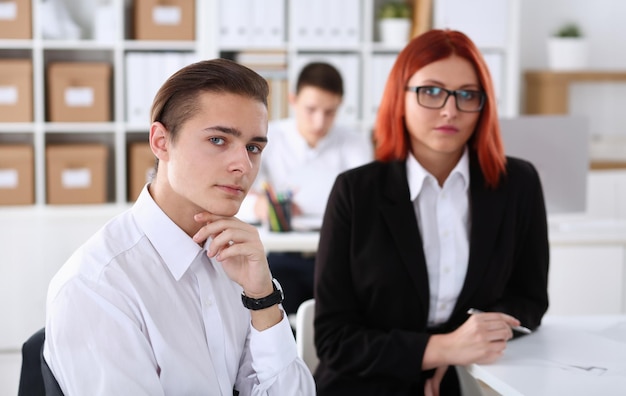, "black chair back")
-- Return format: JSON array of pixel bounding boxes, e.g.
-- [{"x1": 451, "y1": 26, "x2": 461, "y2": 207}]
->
[{"x1": 18, "y1": 327, "x2": 64, "y2": 396}]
